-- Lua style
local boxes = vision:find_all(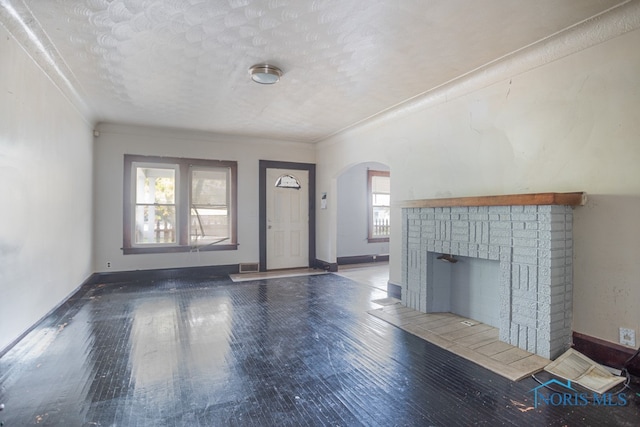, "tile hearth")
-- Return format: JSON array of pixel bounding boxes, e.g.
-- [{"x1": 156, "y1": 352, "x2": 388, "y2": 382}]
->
[{"x1": 368, "y1": 301, "x2": 550, "y2": 381}]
